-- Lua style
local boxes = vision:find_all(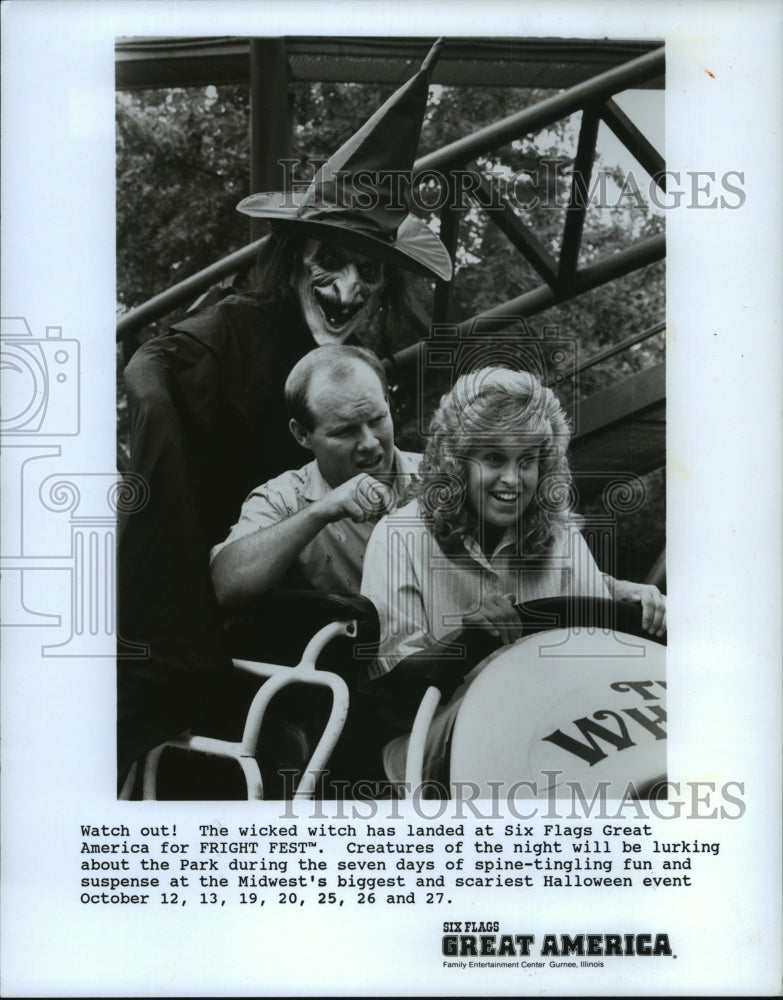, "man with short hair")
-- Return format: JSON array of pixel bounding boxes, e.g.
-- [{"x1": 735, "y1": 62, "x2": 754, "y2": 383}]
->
[{"x1": 210, "y1": 345, "x2": 419, "y2": 607}]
